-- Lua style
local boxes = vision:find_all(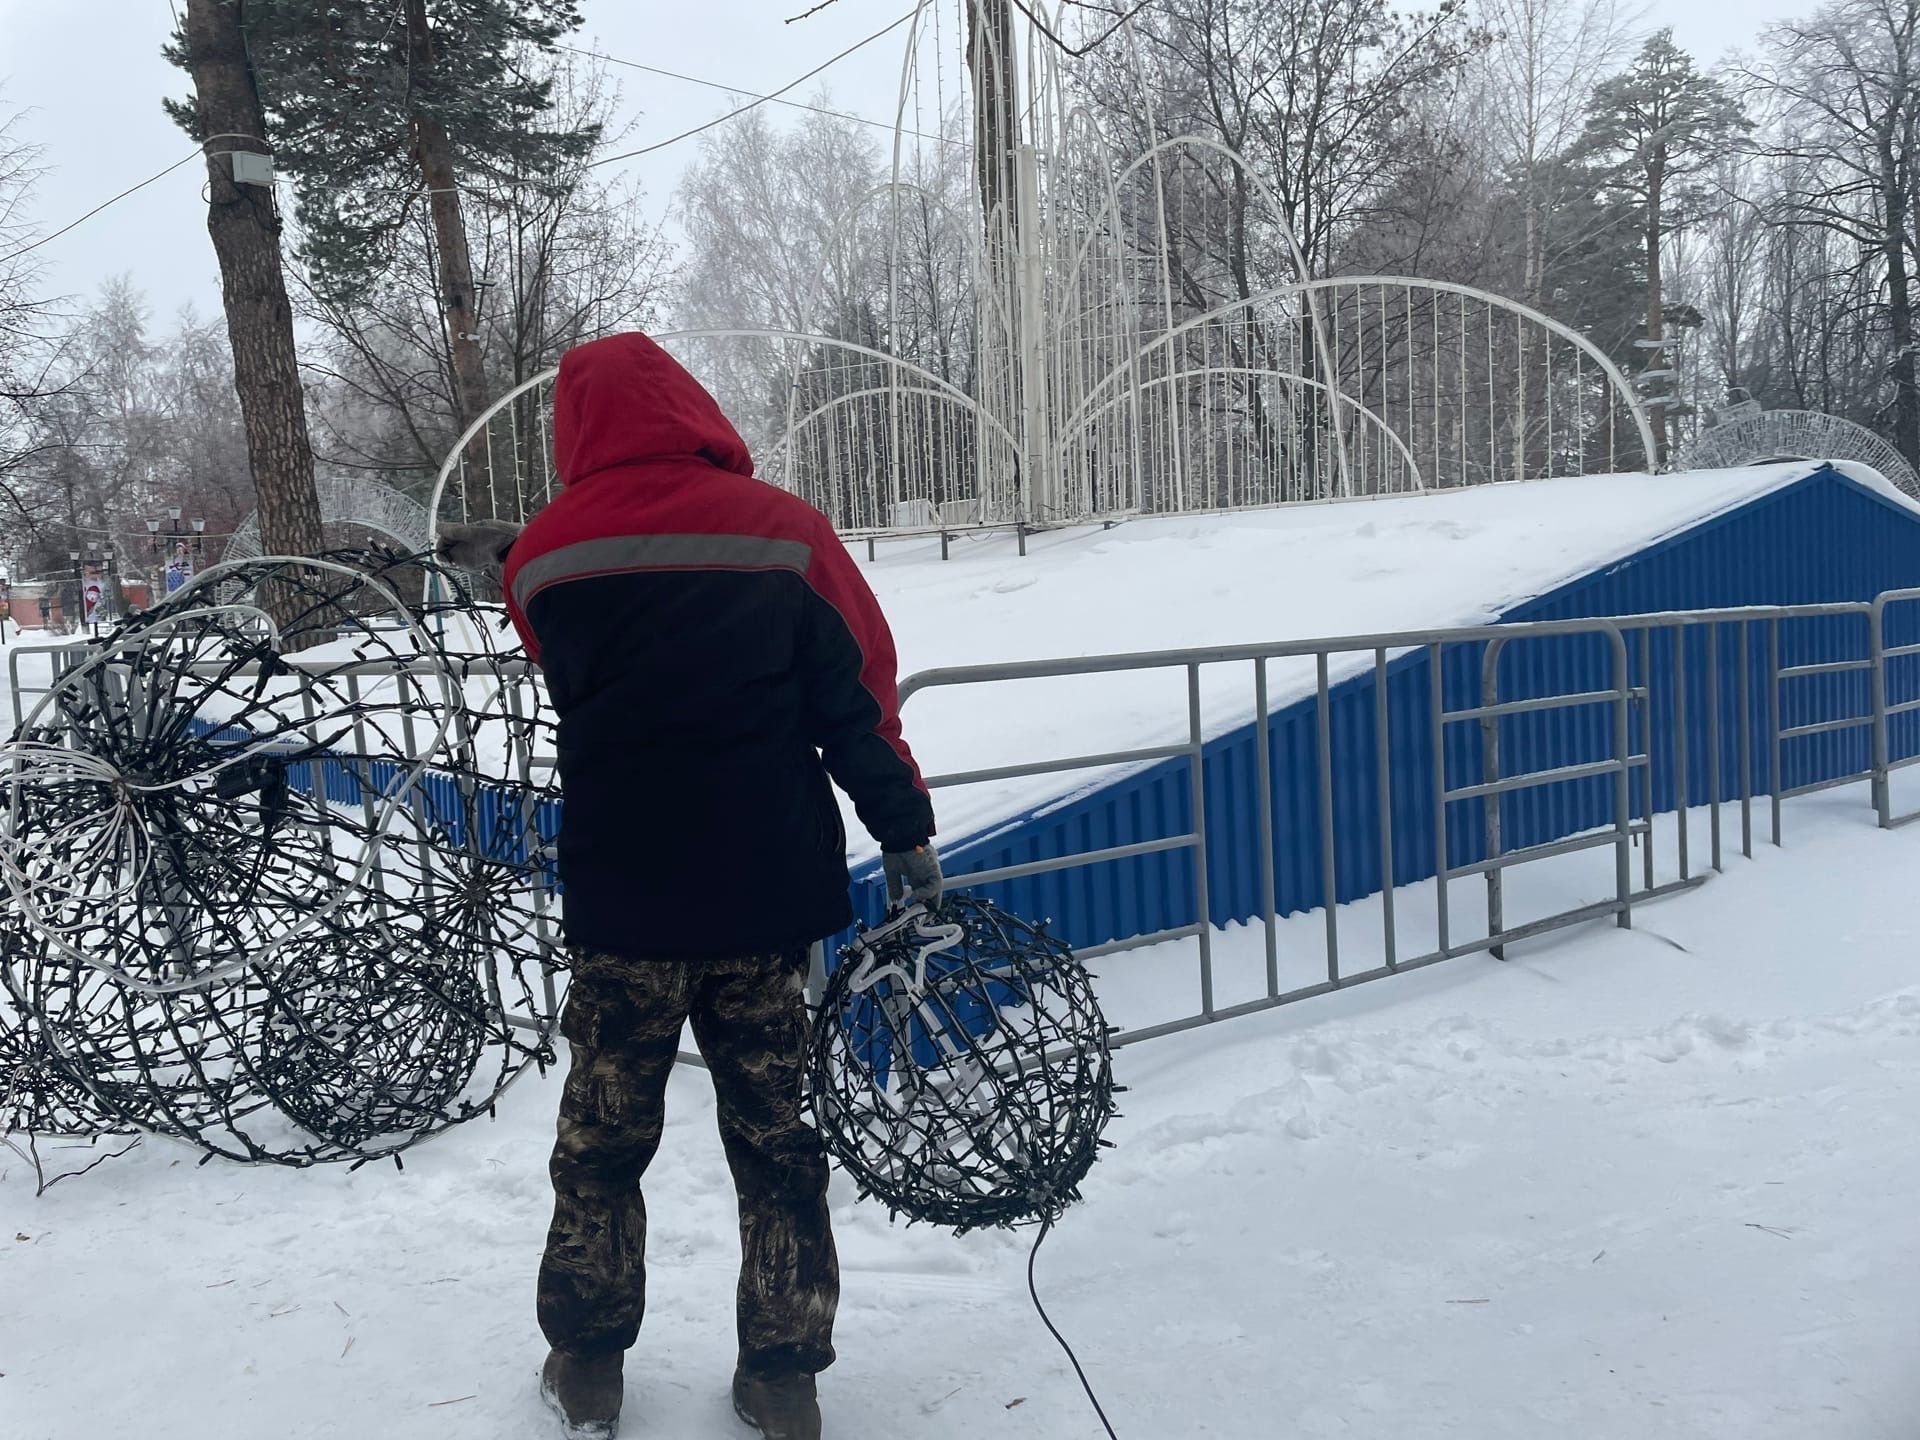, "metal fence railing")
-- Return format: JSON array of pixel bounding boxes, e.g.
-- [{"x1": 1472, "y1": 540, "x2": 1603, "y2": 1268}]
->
[
  {"x1": 7, "y1": 642, "x2": 83, "y2": 731},
  {"x1": 14, "y1": 589, "x2": 1920, "y2": 1052},
  {"x1": 1872, "y1": 586, "x2": 1920, "y2": 828},
  {"x1": 895, "y1": 596, "x2": 1919, "y2": 1047},
  {"x1": 896, "y1": 619, "x2": 1646, "y2": 1045}
]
